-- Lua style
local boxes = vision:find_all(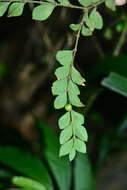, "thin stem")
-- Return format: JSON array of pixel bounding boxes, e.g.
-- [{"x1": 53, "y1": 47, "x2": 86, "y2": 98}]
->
[
  {"x1": 0, "y1": 0, "x2": 106, "y2": 11},
  {"x1": 113, "y1": 21, "x2": 127, "y2": 56}
]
